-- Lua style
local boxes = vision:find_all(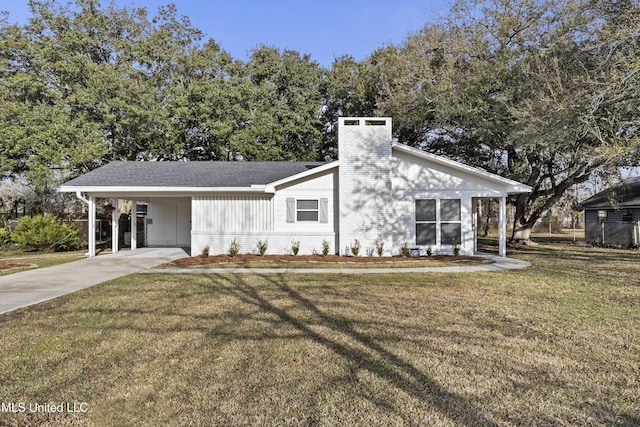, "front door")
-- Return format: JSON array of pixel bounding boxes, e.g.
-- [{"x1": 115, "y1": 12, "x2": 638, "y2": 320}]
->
[{"x1": 176, "y1": 201, "x2": 191, "y2": 247}]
